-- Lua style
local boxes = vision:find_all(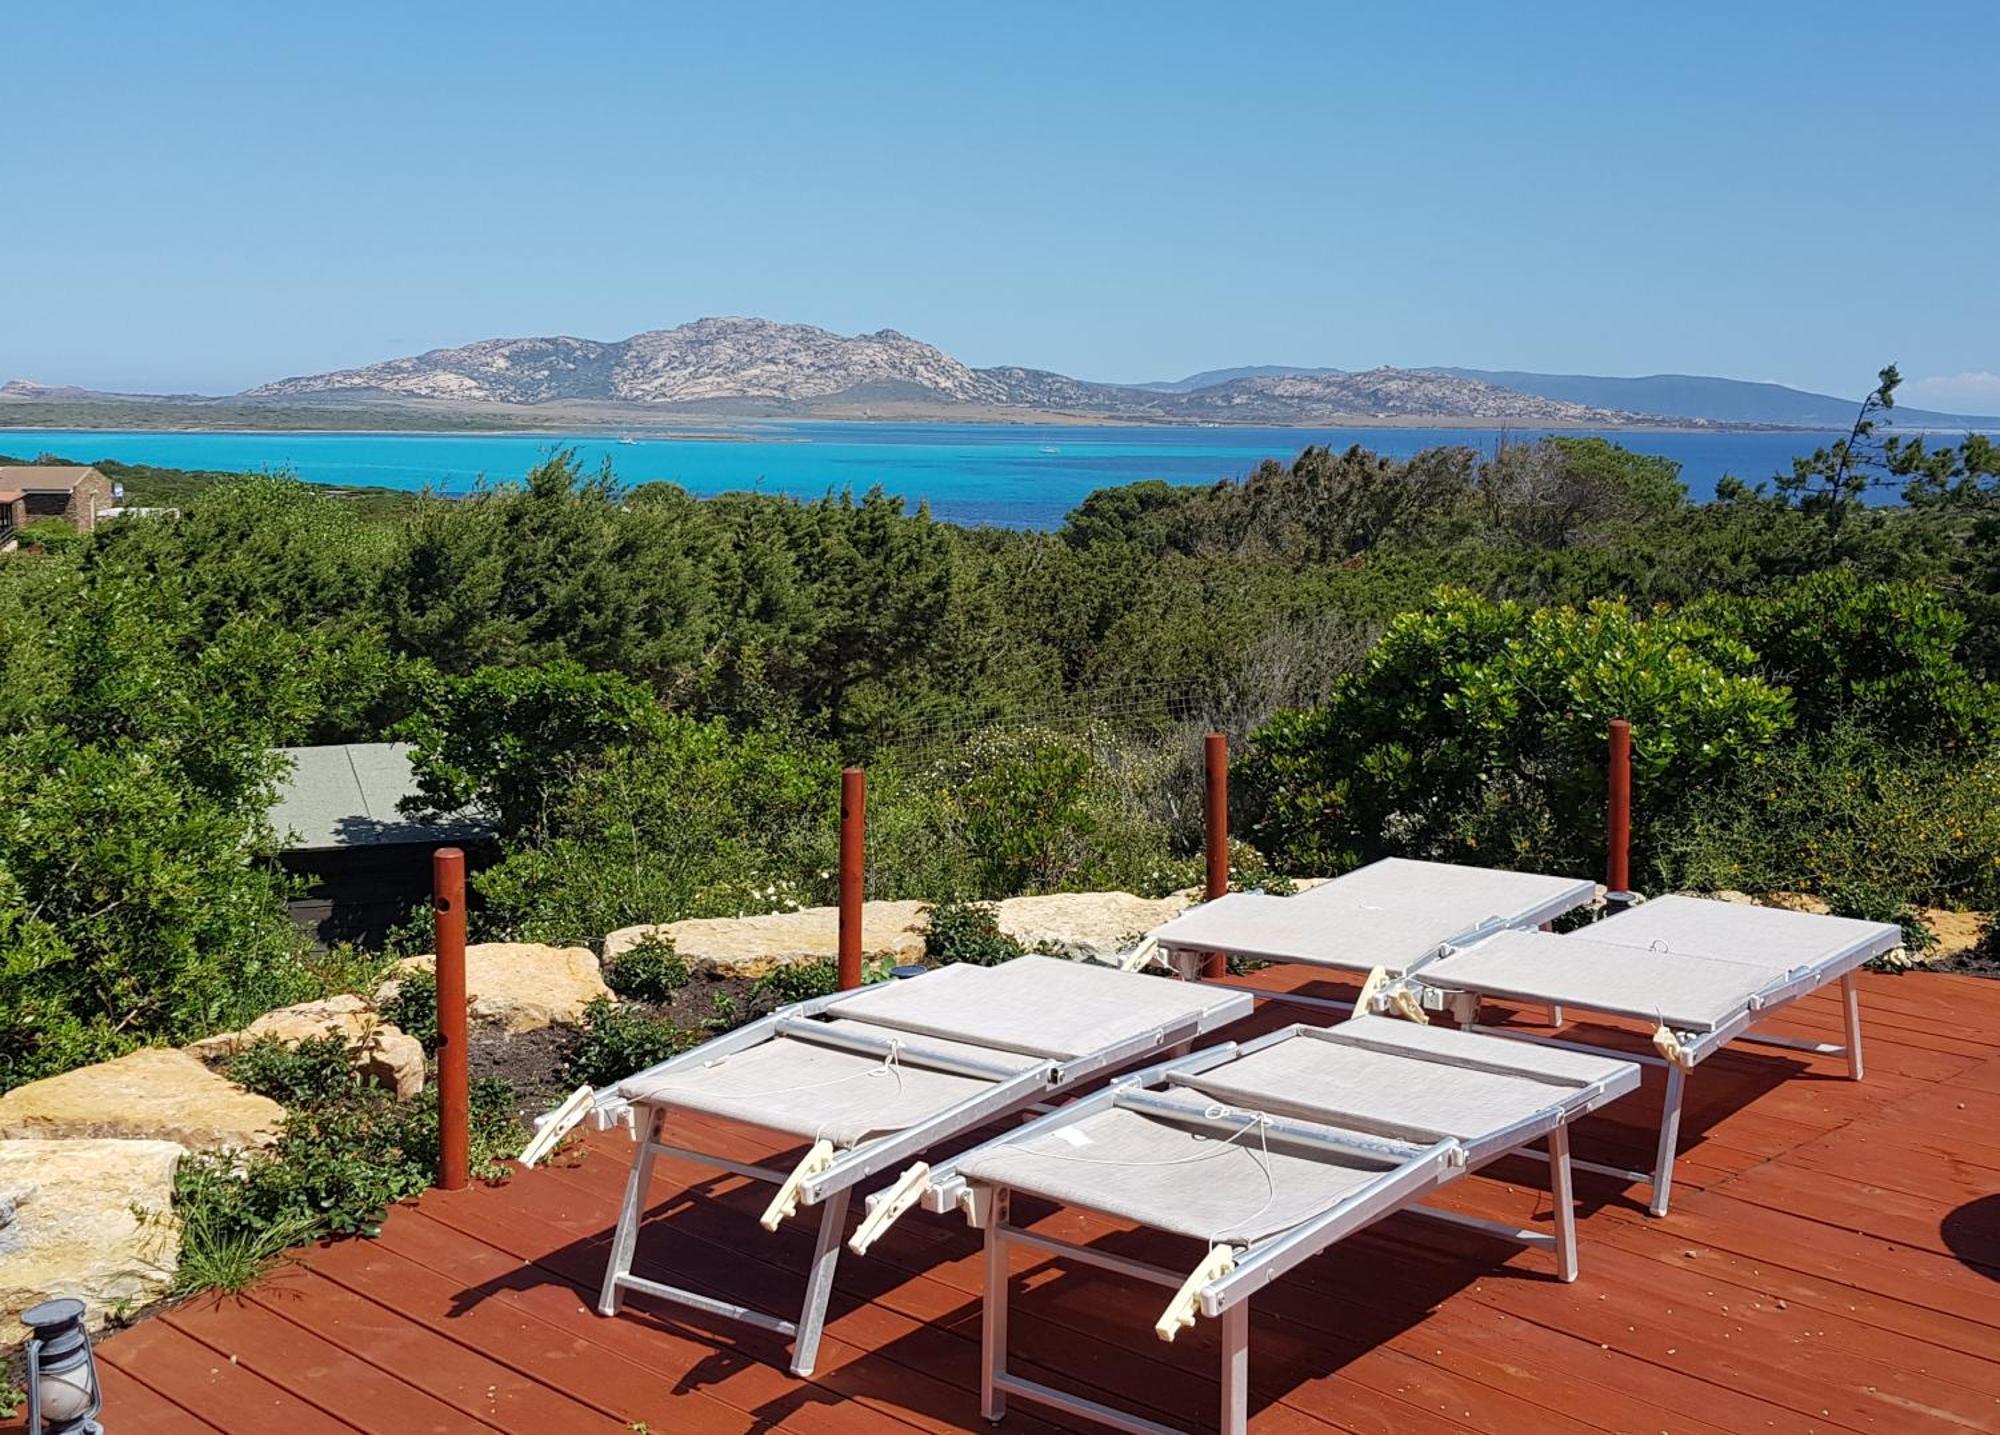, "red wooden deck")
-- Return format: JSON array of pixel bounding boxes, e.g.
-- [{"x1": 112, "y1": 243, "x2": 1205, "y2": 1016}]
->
[{"x1": 59, "y1": 966, "x2": 2000, "y2": 1432}]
